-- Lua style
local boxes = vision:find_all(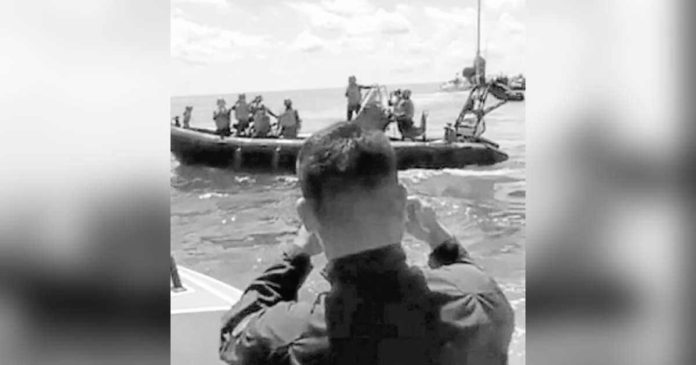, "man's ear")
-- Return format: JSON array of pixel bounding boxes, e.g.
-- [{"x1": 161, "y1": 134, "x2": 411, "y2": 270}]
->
[{"x1": 296, "y1": 197, "x2": 319, "y2": 232}]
